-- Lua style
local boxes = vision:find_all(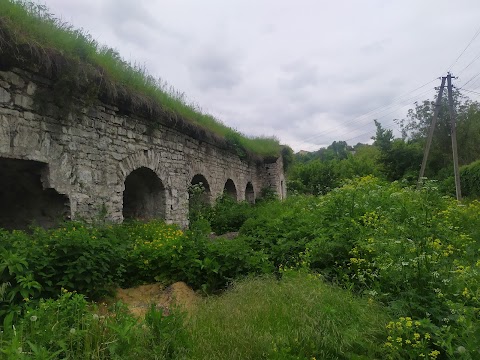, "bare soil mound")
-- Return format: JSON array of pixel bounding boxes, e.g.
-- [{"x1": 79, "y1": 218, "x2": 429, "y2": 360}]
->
[{"x1": 115, "y1": 282, "x2": 198, "y2": 317}]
